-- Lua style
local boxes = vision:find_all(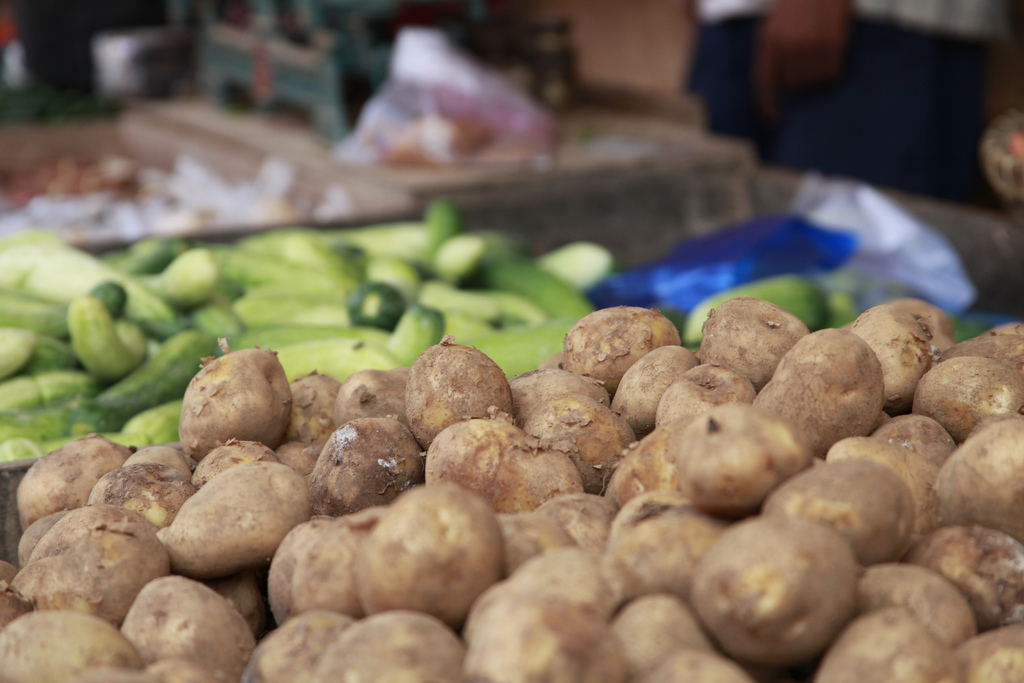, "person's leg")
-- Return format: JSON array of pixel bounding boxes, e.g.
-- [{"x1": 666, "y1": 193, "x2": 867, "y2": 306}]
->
[{"x1": 930, "y1": 38, "x2": 986, "y2": 203}]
